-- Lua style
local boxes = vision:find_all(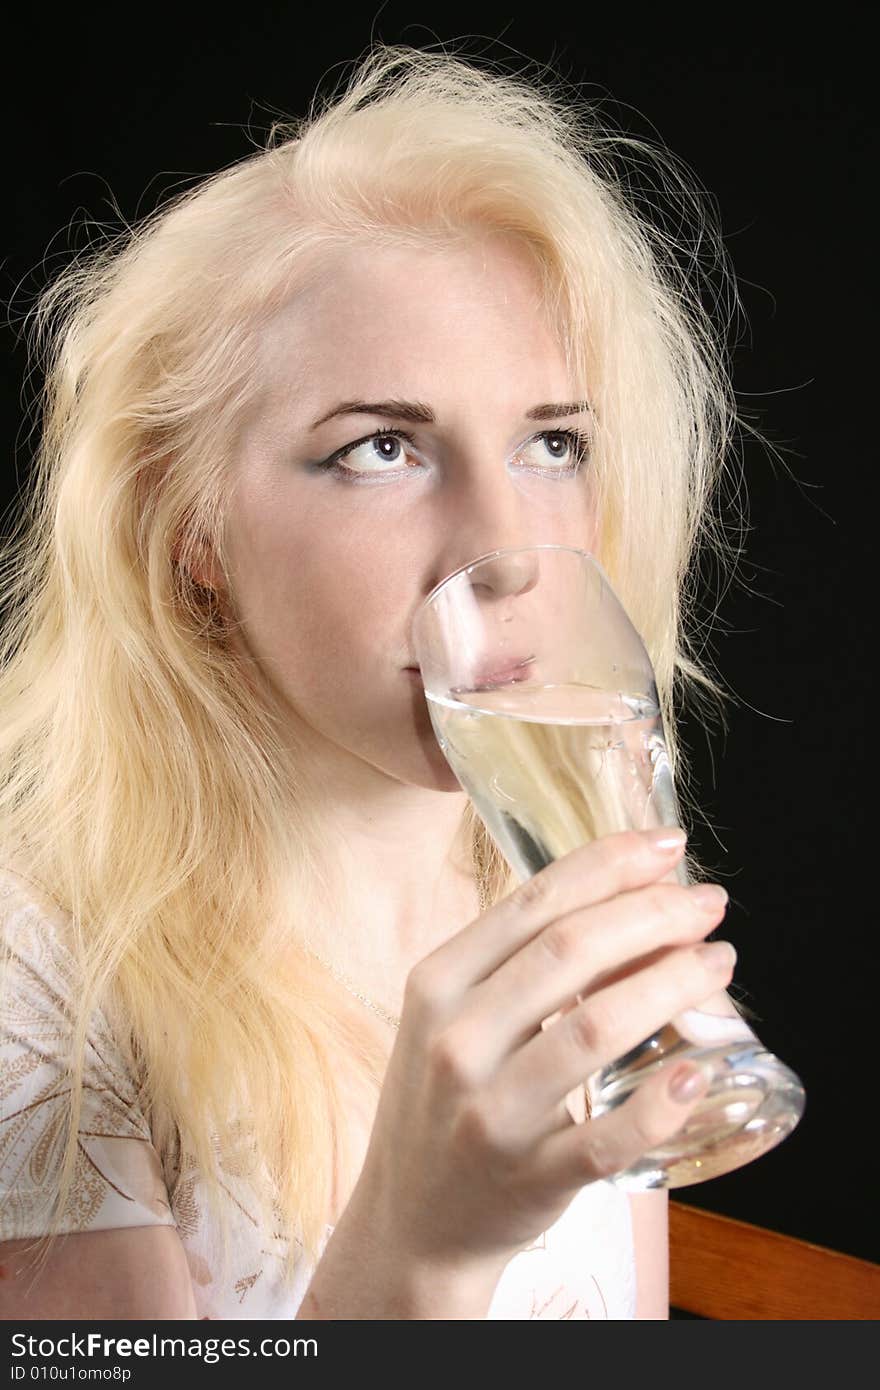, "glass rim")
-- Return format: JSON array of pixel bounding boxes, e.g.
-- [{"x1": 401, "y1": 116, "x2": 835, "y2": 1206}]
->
[{"x1": 420, "y1": 543, "x2": 600, "y2": 610}]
